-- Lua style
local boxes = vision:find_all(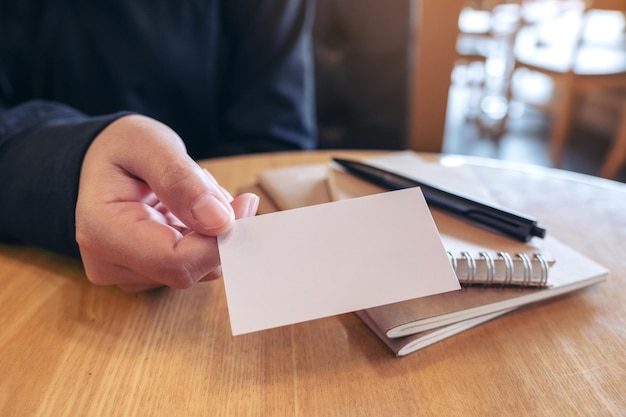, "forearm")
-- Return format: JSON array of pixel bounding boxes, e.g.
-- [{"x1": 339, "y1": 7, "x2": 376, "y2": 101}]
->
[{"x1": 0, "y1": 100, "x2": 128, "y2": 257}]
